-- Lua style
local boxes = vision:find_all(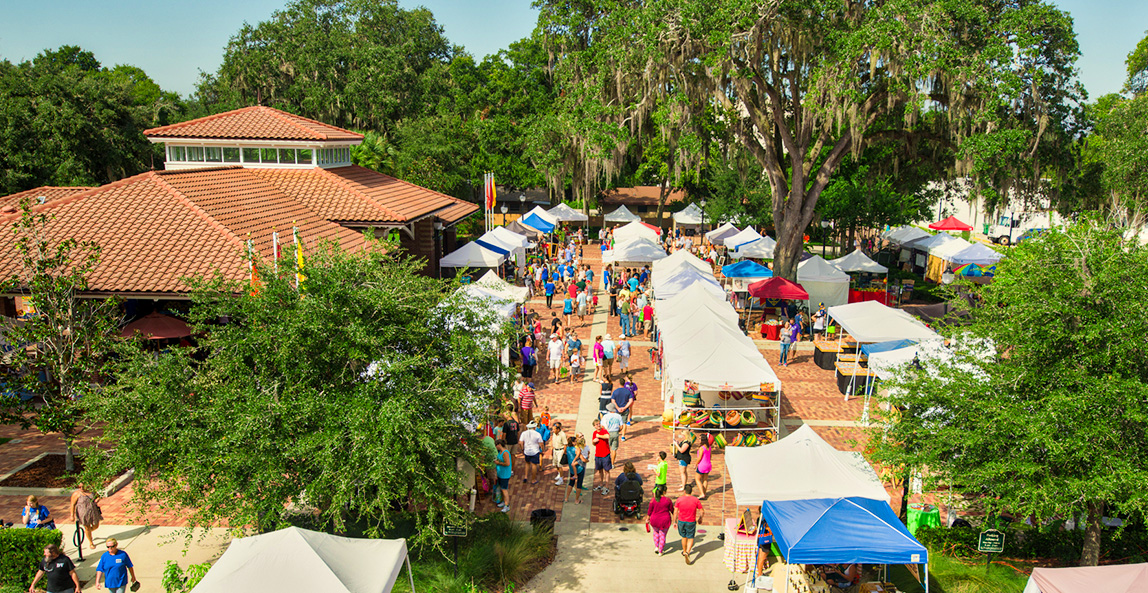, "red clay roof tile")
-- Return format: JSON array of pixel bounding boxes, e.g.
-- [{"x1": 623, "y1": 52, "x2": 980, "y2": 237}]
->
[{"x1": 144, "y1": 106, "x2": 363, "y2": 142}]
